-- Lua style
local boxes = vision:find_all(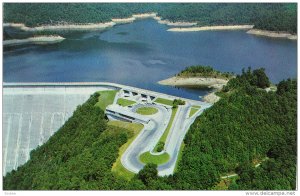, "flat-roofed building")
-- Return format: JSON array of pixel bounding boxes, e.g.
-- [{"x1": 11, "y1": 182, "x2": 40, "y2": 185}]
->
[{"x1": 105, "y1": 104, "x2": 150, "y2": 124}]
